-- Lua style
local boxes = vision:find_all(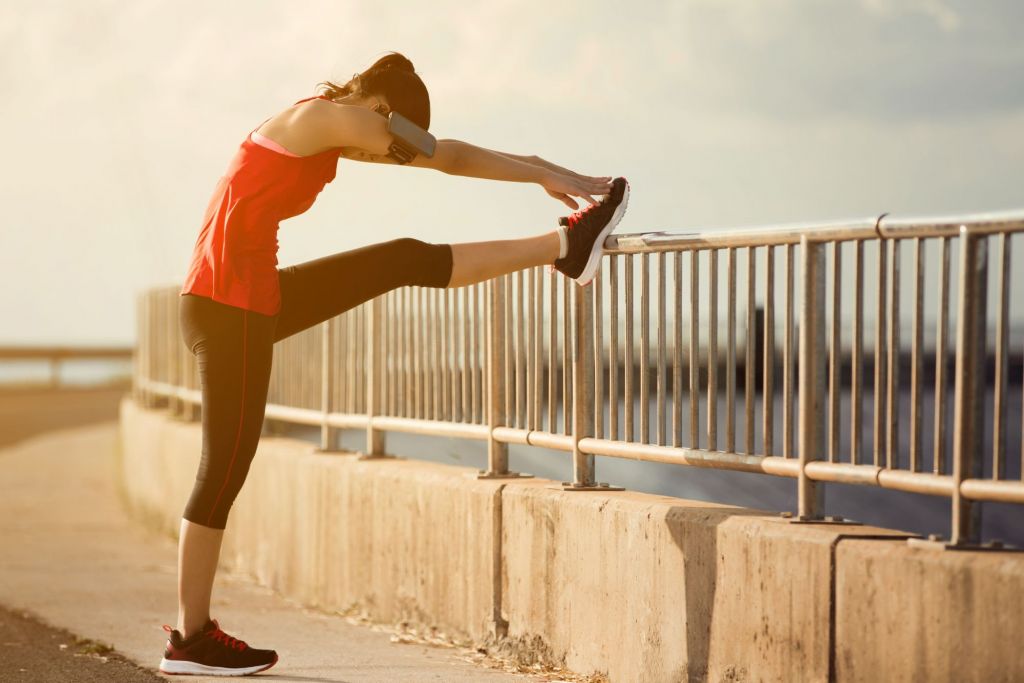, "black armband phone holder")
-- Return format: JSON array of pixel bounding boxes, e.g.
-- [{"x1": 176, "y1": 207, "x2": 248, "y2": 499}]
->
[{"x1": 384, "y1": 111, "x2": 436, "y2": 165}]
